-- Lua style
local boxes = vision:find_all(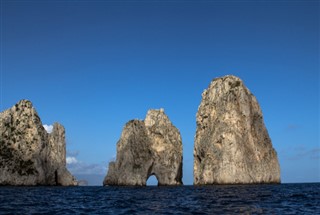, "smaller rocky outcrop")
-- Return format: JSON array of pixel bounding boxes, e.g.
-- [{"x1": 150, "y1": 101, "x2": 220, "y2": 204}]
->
[
  {"x1": 194, "y1": 75, "x2": 281, "y2": 185},
  {"x1": 104, "y1": 109, "x2": 183, "y2": 186},
  {"x1": 47, "y1": 123, "x2": 78, "y2": 186},
  {"x1": 0, "y1": 100, "x2": 77, "y2": 186}
]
